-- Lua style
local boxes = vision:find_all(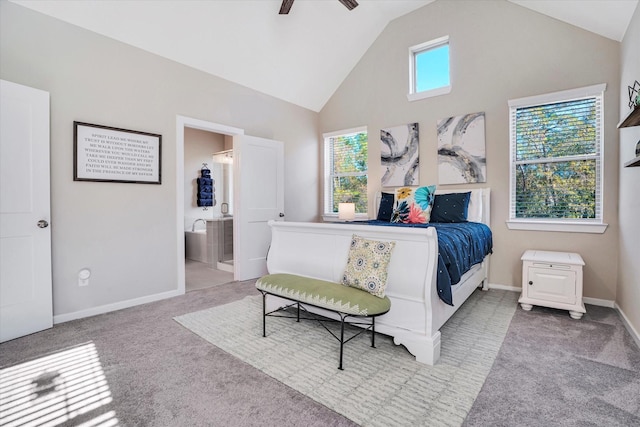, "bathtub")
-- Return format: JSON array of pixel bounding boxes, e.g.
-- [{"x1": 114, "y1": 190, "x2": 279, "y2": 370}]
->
[{"x1": 185, "y1": 229, "x2": 208, "y2": 263}]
